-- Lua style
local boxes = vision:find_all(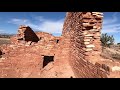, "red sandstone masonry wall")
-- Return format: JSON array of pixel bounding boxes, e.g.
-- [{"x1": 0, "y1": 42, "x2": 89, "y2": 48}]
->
[
  {"x1": 62, "y1": 12, "x2": 107, "y2": 78},
  {"x1": 17, "y1": 25, "x2": 39, "y2": 42},
  {"x1": 10, "y1": 25, "x2": 40, "y2": 44}
]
